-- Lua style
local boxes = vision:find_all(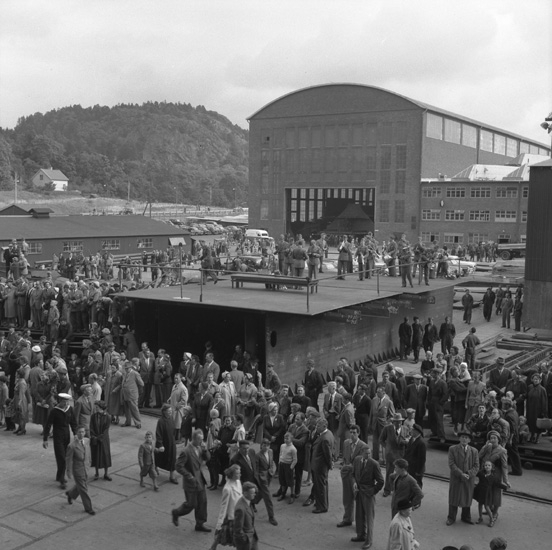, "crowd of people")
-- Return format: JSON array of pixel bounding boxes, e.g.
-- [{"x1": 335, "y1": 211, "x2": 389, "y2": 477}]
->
[{"x1": 1, "y1": 316, "x2": 550, "y2": 549}]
